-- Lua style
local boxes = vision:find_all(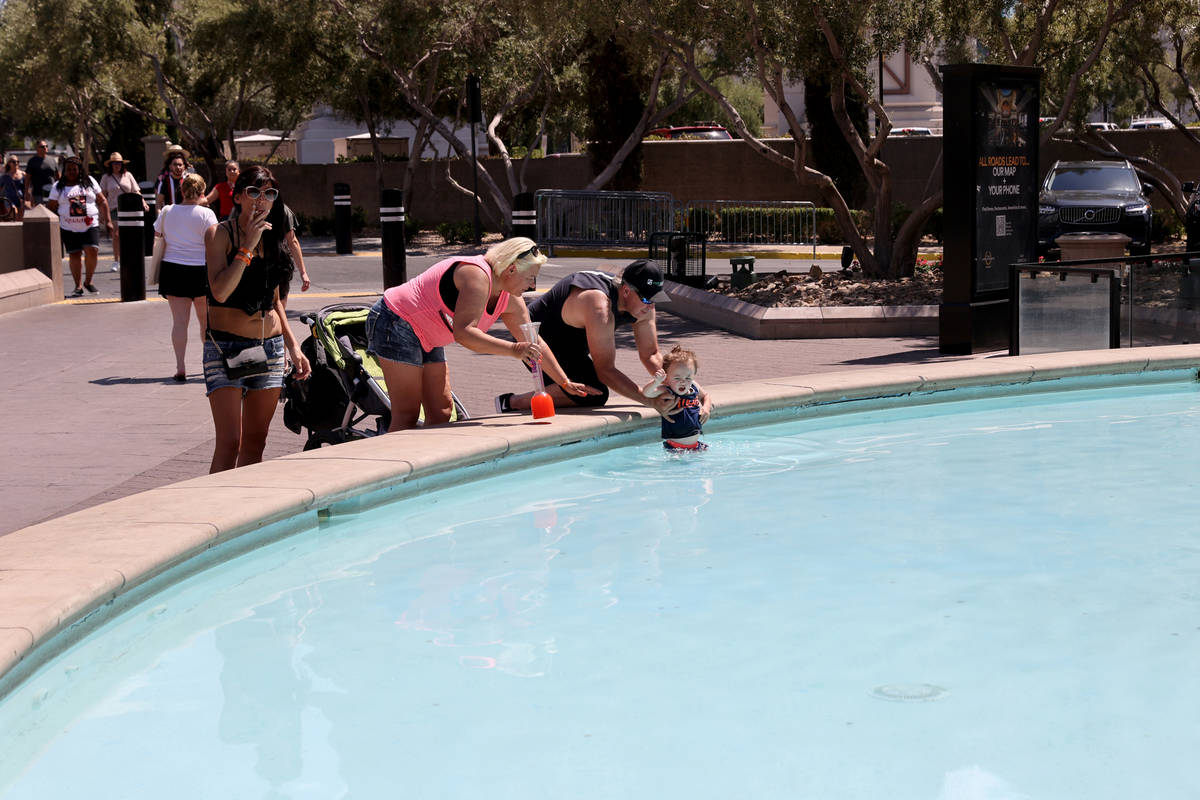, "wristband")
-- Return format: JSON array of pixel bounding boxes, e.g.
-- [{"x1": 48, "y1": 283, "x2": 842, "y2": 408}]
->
[{"x1": 237, "y1": 248, "x2": 253, "y2": 259}]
